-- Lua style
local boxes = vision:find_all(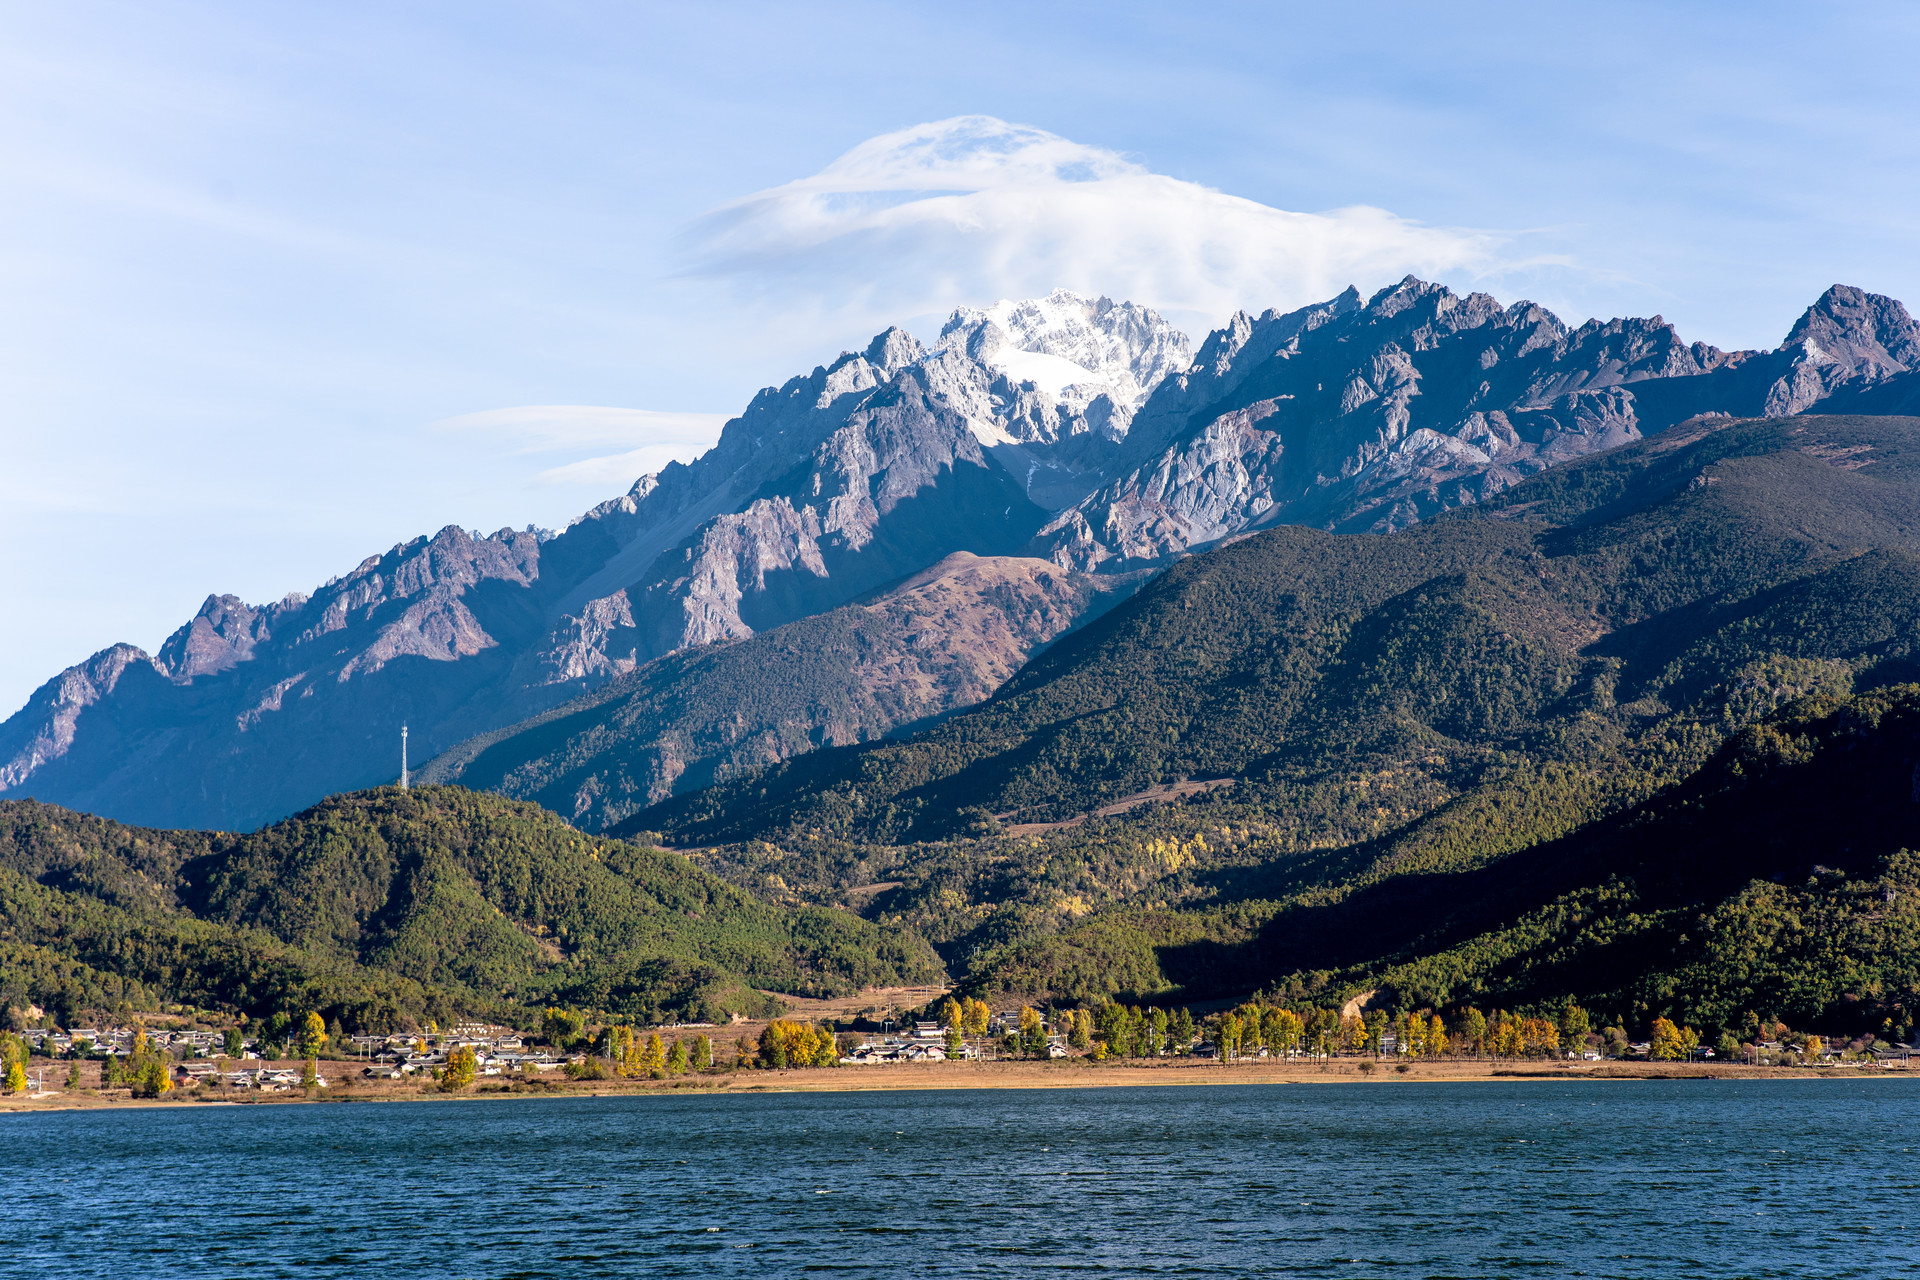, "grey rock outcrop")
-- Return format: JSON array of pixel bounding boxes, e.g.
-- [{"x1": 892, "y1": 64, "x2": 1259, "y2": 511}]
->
[{"x1": 1763, "y1": 285, "x2": 1920, "y2": 415}]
